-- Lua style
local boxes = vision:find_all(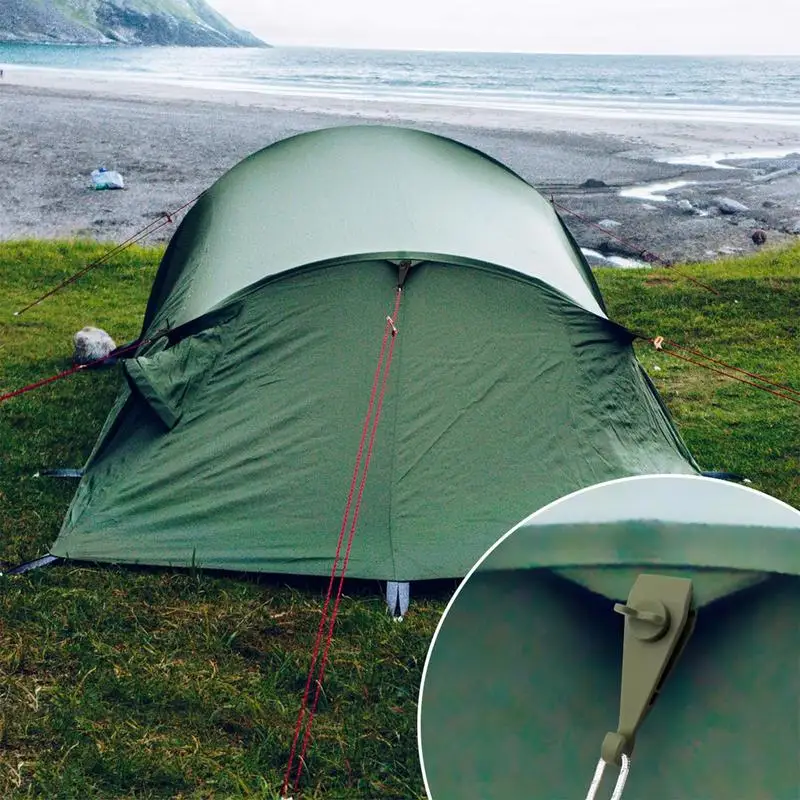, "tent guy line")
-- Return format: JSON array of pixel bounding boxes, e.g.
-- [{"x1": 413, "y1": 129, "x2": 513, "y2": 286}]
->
[
  {"x1": 11, "y1": 194, "x2": 204, "y2": 318},
  {"x1": 656, "y1": 338, "x2": 800, "y2": 398},
  {"x1": 551, "y1": 200, "x2": 721, "y2": 296},
  {"x1": 585, "y1": 753, "x2": 631, "y2": 800},
  {"x1": 283, "y1": 288, "x2": 403, "y2": 796},
  {"x1": 0, "y1": 334, "x2": 157, "y2": 404},
  {"x1": 642, "y1": 336, "x2": 800, "y2": 407}
]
